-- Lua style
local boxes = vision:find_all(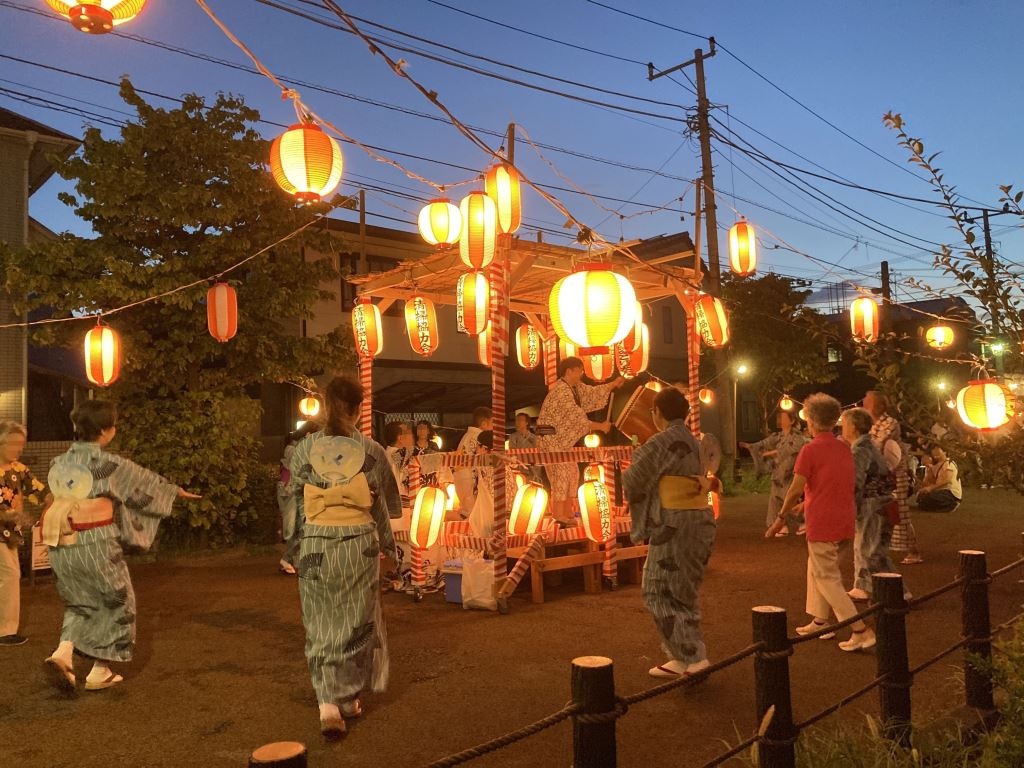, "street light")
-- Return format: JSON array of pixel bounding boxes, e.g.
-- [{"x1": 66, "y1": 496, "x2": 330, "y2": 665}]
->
[
  {"x1": 736, "y1": 363, "x2": 750, "y2": 376},
  {"x1": 733, "y1": 363, "x2": 751, "y2": 466}
]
